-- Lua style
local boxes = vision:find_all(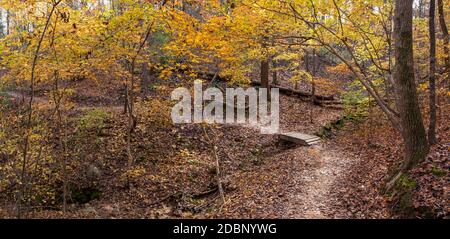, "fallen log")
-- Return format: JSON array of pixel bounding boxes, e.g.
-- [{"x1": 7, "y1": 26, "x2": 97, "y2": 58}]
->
[
  {"x1": 170, "y1": 67, "x2": 343, "y2": 105},
  {"x1": 314, "y1": 102, "x2": 344, "y2": 110},
  {"x1": 251, "y1": 81, "x2": 338, "y2": 102}
]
